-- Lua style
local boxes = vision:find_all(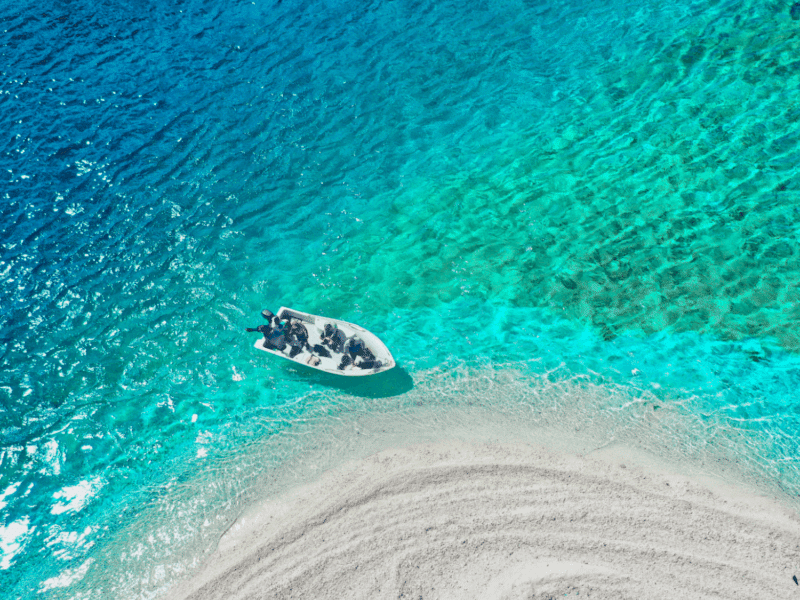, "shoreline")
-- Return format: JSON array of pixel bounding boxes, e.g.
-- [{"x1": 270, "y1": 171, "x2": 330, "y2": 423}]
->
[{"x1": 169, "y1": 430, "x2": 800, "y2": 599}]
